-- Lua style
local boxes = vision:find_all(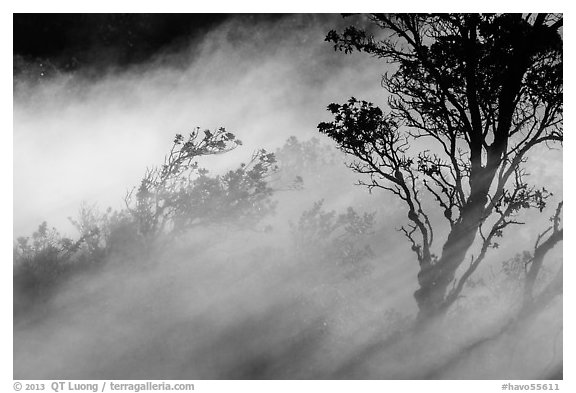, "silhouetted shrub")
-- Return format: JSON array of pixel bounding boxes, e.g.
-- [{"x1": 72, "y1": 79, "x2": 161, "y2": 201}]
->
[
  {"x1": 125, "y1": 128, "x2": 279, "y2": 239},
  {"x1": 67, "y1": 203, "x2": 147, "y2": 260},
  {"x1": 14, "y1": 128, "x2": 284, "y2": 319},
  {"x1": 13, "y1": 222, "x2": 82, "y2": 317}
]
